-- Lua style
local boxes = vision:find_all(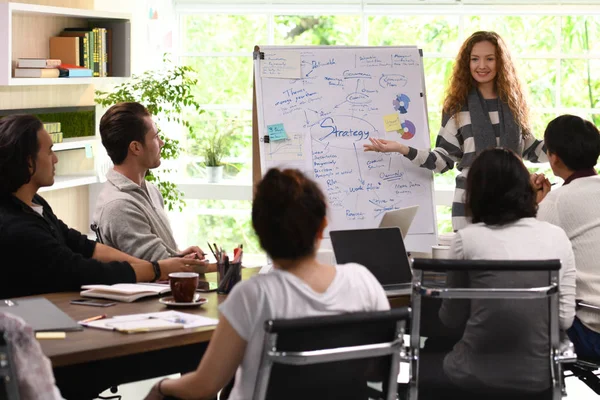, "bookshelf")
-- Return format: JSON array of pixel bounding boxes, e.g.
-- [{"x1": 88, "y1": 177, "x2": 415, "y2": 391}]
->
[
  {"x1": 53, "y1": 136, "x2": 95, "y2": 151},
  {"x1": 0, "y1": 2, "x2": 131, "y2": 86},
  {"x1": 39, "y1": 173, "x2": 98, "y2": 192}
]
